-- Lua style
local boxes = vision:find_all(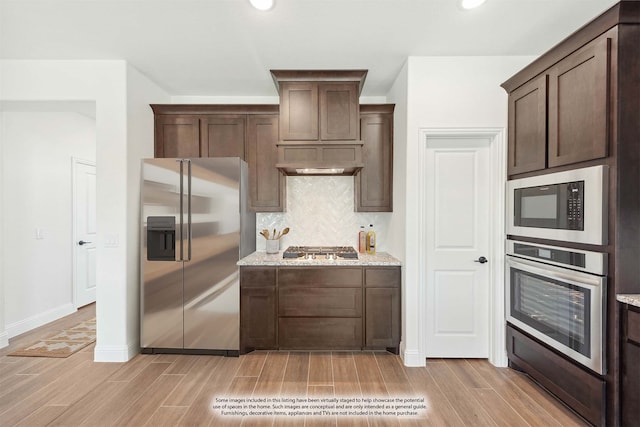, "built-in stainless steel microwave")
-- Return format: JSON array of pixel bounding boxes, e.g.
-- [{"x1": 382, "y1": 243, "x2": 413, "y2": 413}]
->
[{"x1": 507, "y1": 165, "x2": 608, "y2": 245}]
